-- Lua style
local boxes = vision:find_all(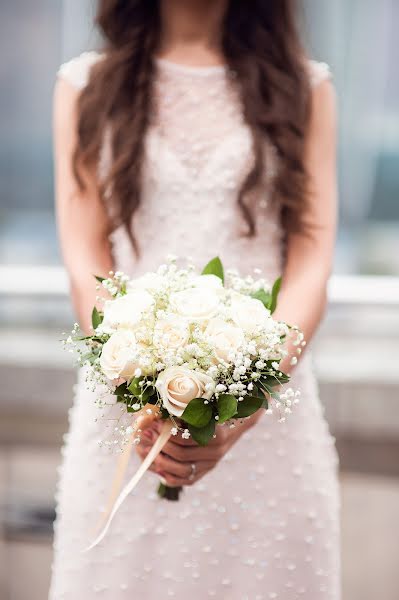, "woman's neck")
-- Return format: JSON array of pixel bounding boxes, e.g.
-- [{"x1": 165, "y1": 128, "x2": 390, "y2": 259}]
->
[{"x1": 157, "y1": 0, "x2": 228, "y2": 66}]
